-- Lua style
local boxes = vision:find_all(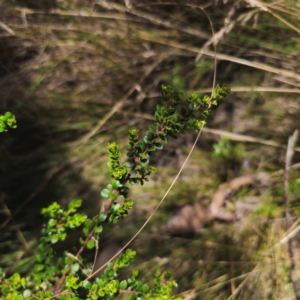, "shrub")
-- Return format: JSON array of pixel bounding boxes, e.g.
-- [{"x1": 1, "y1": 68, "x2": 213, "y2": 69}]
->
[{"x1": 0, "y1": 84, "x2": 230, "y2": 299}]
